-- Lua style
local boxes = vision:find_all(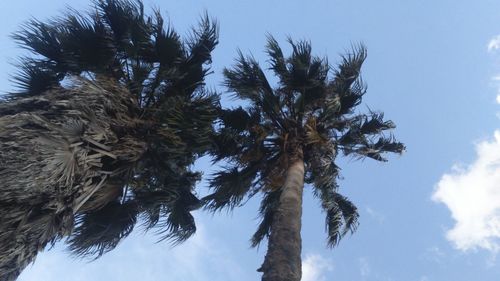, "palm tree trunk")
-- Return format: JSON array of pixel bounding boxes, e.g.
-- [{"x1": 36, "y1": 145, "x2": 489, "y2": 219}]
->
[{"x1": 259, "y1": 159, "x2": 305, "y2": 281}]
